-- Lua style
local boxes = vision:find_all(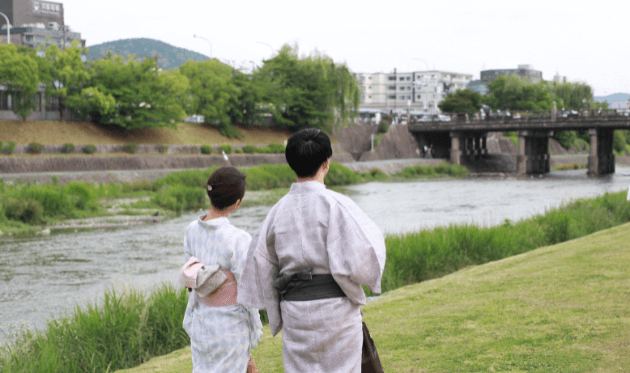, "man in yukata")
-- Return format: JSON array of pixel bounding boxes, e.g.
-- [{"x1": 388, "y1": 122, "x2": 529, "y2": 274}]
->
[{"x1": 237, "y1": 128, "x2": 386, "y2": 372}]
